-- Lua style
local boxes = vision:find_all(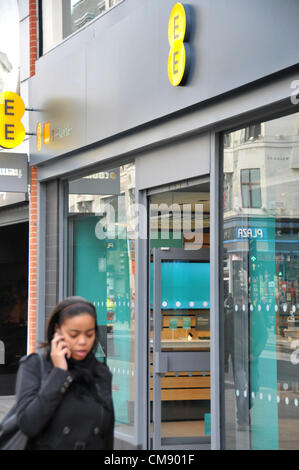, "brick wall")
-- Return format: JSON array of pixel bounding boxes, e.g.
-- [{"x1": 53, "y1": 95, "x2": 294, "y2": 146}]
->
[
  {"x1": 28, "y1": 0, "x2": 38, "y2": 353},
  {"x1": 28, "y1": 166, "x2": 38, "y2": 353},
  {"x1": 29, "y1": 0, "x2": 37, "y2": 77}
]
